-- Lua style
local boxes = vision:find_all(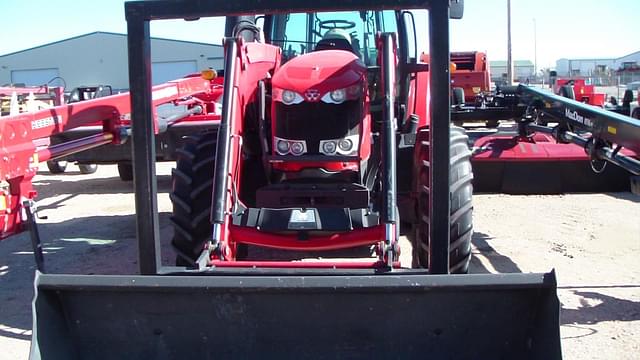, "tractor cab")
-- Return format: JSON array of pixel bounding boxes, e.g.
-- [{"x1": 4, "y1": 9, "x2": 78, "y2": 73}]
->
[{"x1": 267, "y1": 11, "x2": 400, "y2": 65}]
